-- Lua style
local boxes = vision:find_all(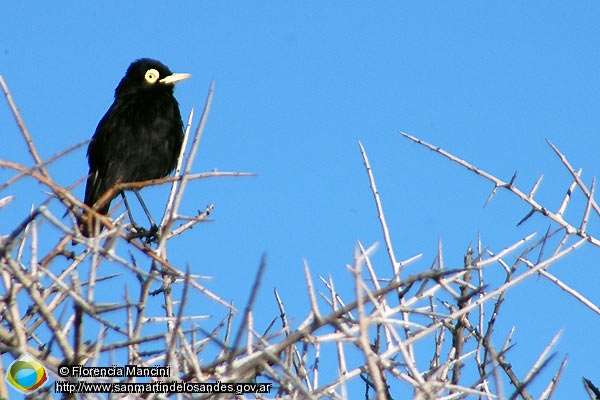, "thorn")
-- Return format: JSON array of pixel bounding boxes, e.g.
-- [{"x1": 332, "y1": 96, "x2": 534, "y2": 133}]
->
[
  {"x1": 484, "y1": 185, "x2": 499, "y2": 208},
  {"x1": 508, "y1": 171, "x2": 517, "y2": 187},
  {"x1": 517, "y1": 209, "x2": 536, "y2": 226}
]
